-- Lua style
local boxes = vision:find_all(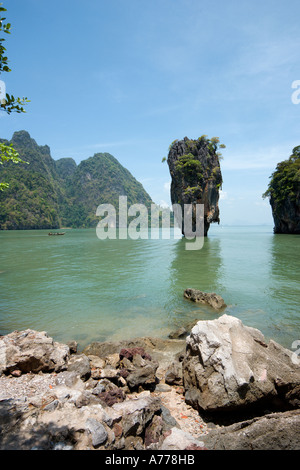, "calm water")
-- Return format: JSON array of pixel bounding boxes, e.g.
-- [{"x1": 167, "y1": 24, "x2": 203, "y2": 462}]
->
[{"x1": 0, "y1": 225, "x2": 299, "y2": 351}]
